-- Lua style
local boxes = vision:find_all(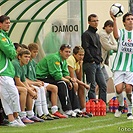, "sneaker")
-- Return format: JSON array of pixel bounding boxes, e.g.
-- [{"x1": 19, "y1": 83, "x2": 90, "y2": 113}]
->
[
  {"x1": 16, "y1": 116, "x2": 26, "y2": 127},
  {"x1": 8, "y1": 120, "x2": 24, "y2": 127},
  {"x1": 52, "y1": 111, "x2": 67, "y2": 118},
  {"x1": 29, "y1": 116, "x2": 44, "y2": 122},
  {"x1": 82, "y1": 112, "x2": 93, "y2": 117},
  {"x1": 39, "y1": 114, "x2": 54, "y2": 120},
  {"x1": 114, "y1": 109, "x2": 122, "y2": 118},
  {"x1": 114, "y1": 106, "x2": 124, "y2": 118},
  {"x1": 48, "y1": 113, "x2": 59, "y2": 119},
  {"x1": 21, "y1": 117, "x2": 34, "y2": 124},
  {"x1": 65, "y1": 110, "x2": 77, "y2": 117},
  {"x1": 127, "y1": 113, "x2": 133, "y2": 120}
]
